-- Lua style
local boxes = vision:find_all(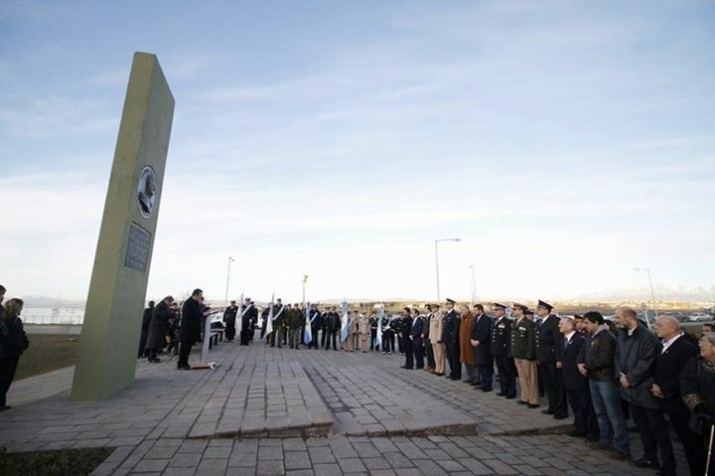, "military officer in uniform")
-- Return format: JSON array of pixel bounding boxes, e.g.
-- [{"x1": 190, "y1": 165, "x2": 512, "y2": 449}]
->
[
  {"x1": 442, "y1": 299, "x2": 461, "y2": 380},
  {"x1": 491, "y1": 303, "x2": 516, "y2": 398},
  {"x1": 536, "y1": 299, "x2": 568, "y2": 419},
  {"x1": 270, "y1": 299, "x2": 286, "y2": 348},
  {"x1": 223, "y1": 300, "x2": 238, "y2": 342},
  {"x1": 358, "y1": 312, "x2": 371, "y2": 352},
  {"x1": 307, "y1": 304, "x2": 322, "y2": 349},
  {"x1": 429, "y1": 304, "x2": 445, "y2": 375},
  {"x1": 511, "y1": 303, "x2": 539, "y2": 408}
]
